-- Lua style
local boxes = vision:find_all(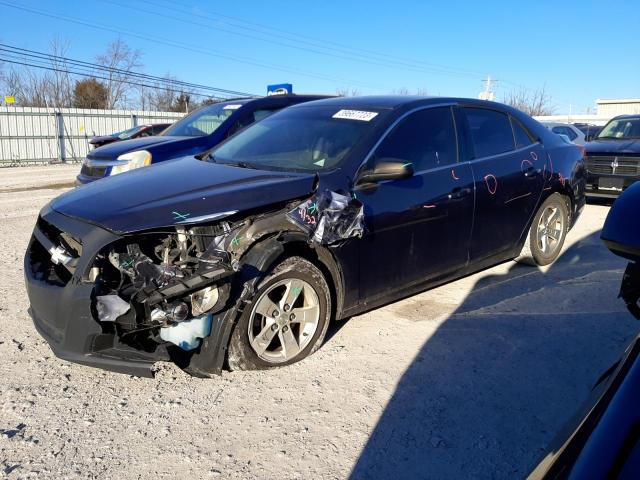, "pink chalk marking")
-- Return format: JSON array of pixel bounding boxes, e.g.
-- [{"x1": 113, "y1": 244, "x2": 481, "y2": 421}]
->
[
  {"x1": 423, "y1": 204, "x2": 437, "y2": 209},
  {"x1": 558, "y1": 172, "x2": 567, "y2": 187},
  {"x1": 530, "y1": 151, "x2": 538, "y2": 161},
  {"x1": 521, "y1": 159, "x2": 534, "y2": 172},
  {"x1": 484, "y1": 174, "x2": 498, "y2": 195},
  {"x1": 451, "y1": 169, "x2": 459, "y2": 180}
]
